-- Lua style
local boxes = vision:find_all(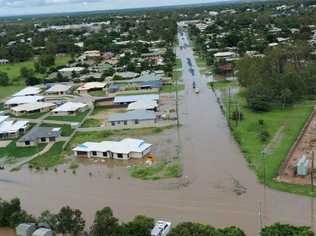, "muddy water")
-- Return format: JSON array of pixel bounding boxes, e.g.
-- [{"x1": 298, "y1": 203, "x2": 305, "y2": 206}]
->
[{"x1": 0, "y1": 32, "x2": 315, "y2": 236}]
